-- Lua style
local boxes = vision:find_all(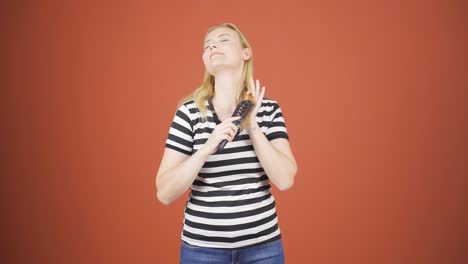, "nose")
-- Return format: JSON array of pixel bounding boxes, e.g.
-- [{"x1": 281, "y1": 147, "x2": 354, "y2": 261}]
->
[{"x1": 208, "y1": 41, "x2": 217, "y2": 50}]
